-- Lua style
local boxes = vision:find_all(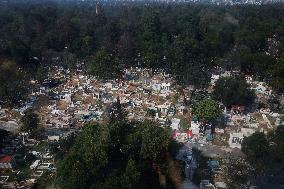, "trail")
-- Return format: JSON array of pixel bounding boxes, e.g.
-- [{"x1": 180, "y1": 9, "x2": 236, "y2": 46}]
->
[{"x1": 176, "y1": 145, "x2": 198, "y2": 189}]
